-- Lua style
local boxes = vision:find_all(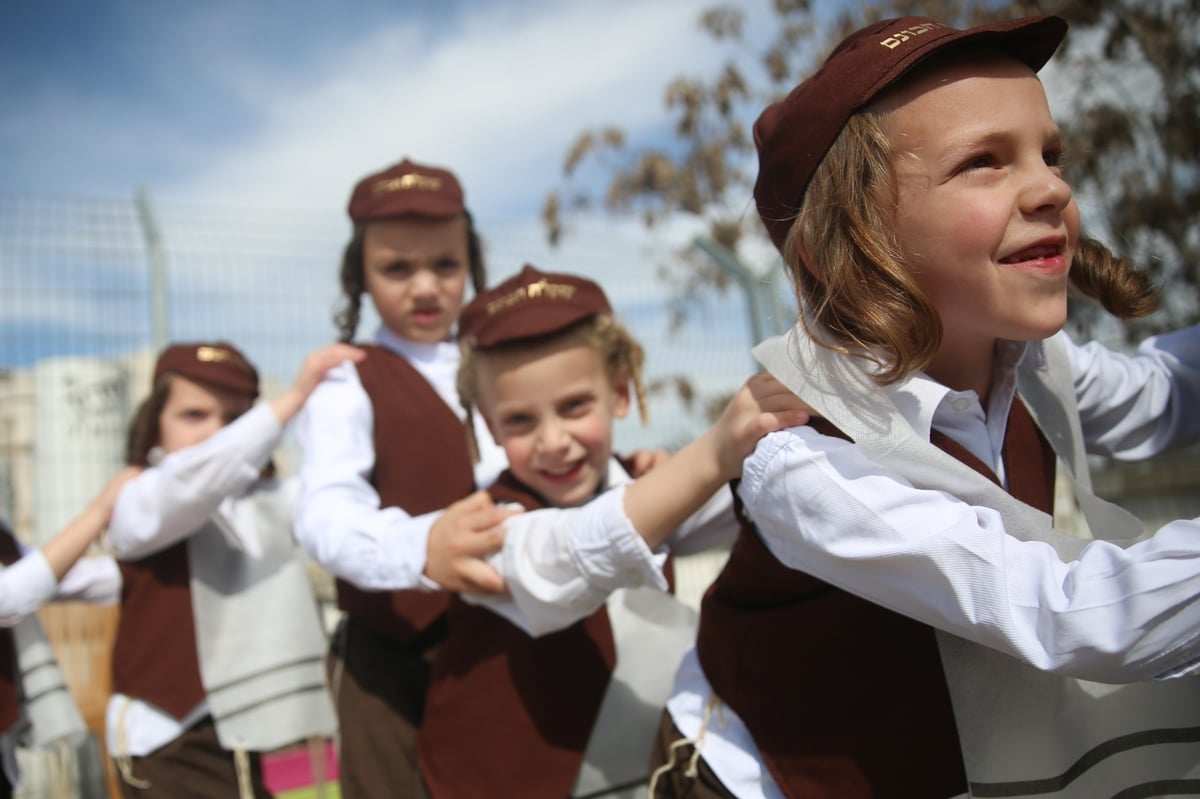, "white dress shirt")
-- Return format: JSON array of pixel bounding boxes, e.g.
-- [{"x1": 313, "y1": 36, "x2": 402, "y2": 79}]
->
[
  {"x1": 0, "y1": 548, "x2": 120, "y2": 628},
  {"x1": 464, "y1": 457, "x2": 737, "y2": 635},
  {"x1": 668, "y1": 325, "x2": 1200, "y2": 798},
  {"x1": 104, "y1": 402, "x2": 287, "y2": 757},
  {"x1": 294, "y1": 326, "x2": 507, "y2": 591}
]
